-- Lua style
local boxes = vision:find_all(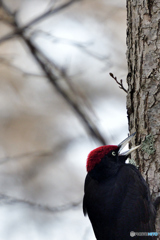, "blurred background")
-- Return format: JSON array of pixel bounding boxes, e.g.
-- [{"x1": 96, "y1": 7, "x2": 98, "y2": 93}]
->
[{"x1": 0, "y1": 0, "x2": 127, "y2": 239}]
